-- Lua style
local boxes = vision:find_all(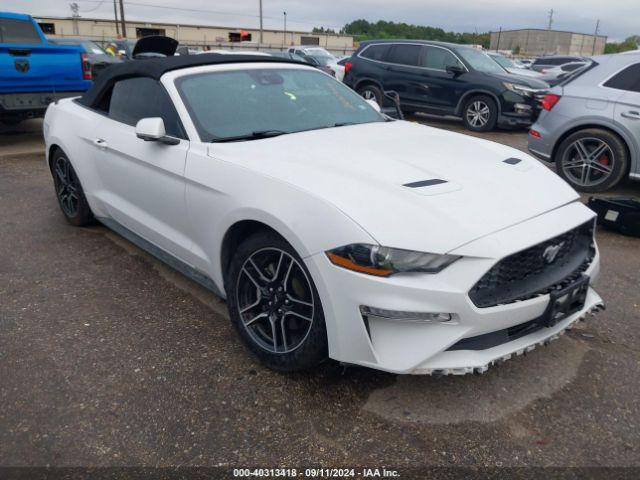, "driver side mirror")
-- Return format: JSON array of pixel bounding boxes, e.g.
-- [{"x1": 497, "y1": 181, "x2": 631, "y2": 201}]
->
[
  {"x1": 446, "y1": 64, "x2": 465, "y2": 76},
  {"x1": 135, "y1": 117, "x2": 180, "y2": 145}
]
